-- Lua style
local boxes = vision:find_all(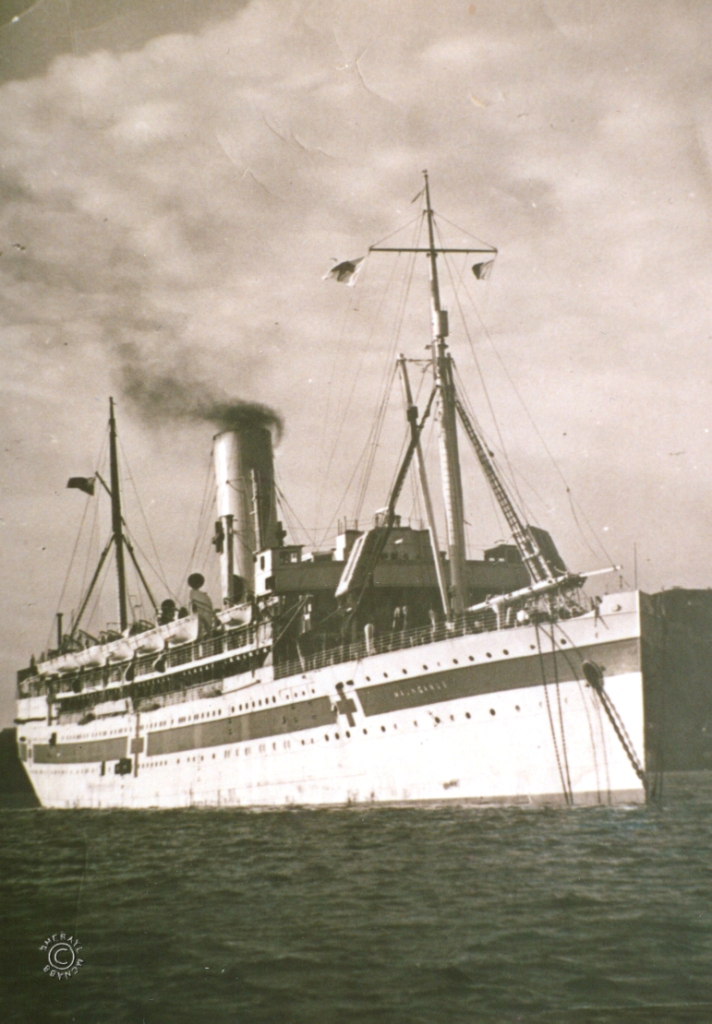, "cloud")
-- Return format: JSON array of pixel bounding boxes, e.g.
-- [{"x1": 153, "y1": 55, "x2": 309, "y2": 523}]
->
[{"x1": 2, "y1": 0, "x2": 712, "y2": 723}]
